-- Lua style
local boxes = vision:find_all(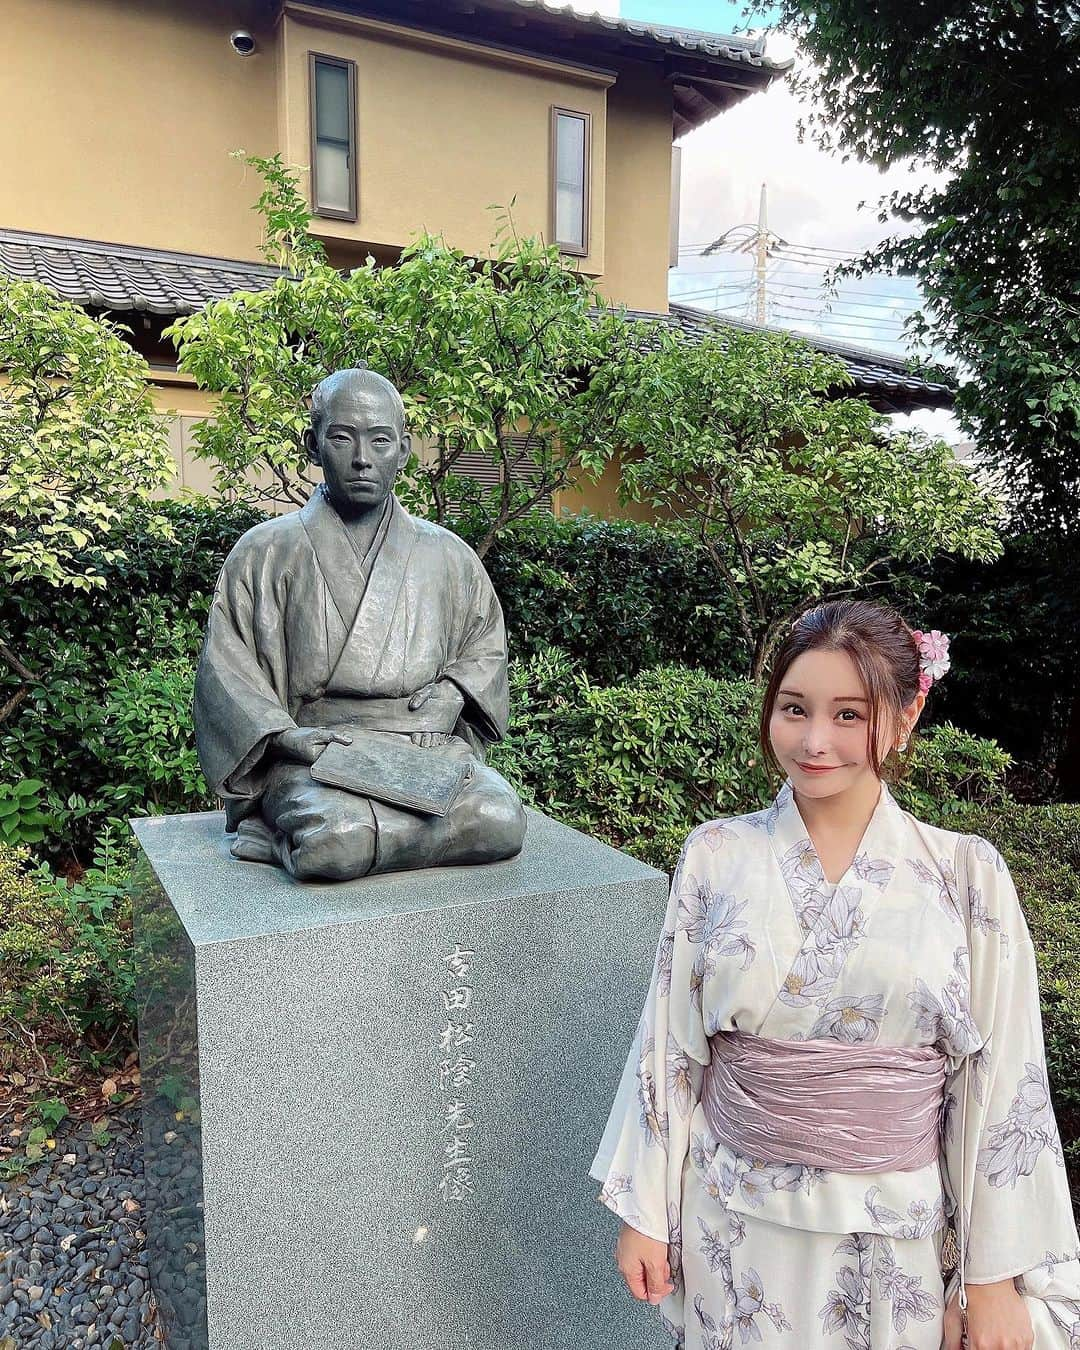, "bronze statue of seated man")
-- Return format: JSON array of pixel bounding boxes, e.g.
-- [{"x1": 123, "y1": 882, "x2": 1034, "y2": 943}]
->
[{"x1": 193, "y1": 366, "x2": 527, "y2": 882}]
